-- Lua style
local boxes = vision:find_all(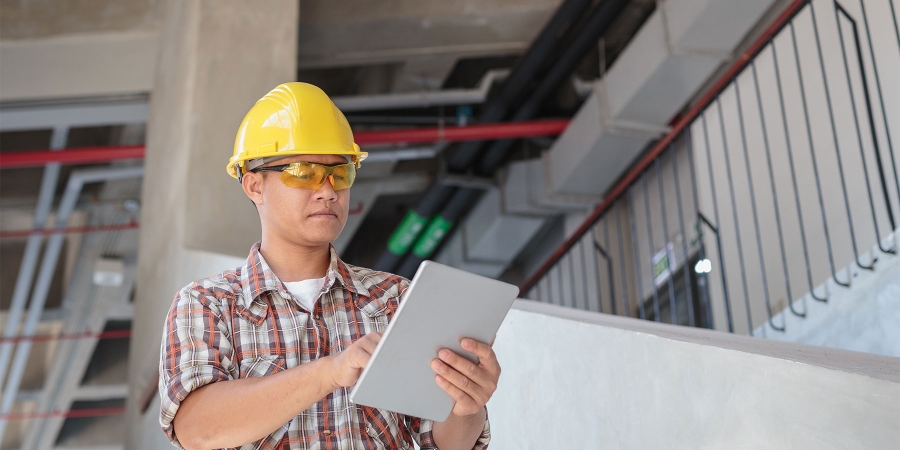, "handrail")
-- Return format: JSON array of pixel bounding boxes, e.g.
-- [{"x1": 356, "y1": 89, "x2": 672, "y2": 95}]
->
[{"x1": 521, "y1": 0, "x2": 810, "y2": 295}]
